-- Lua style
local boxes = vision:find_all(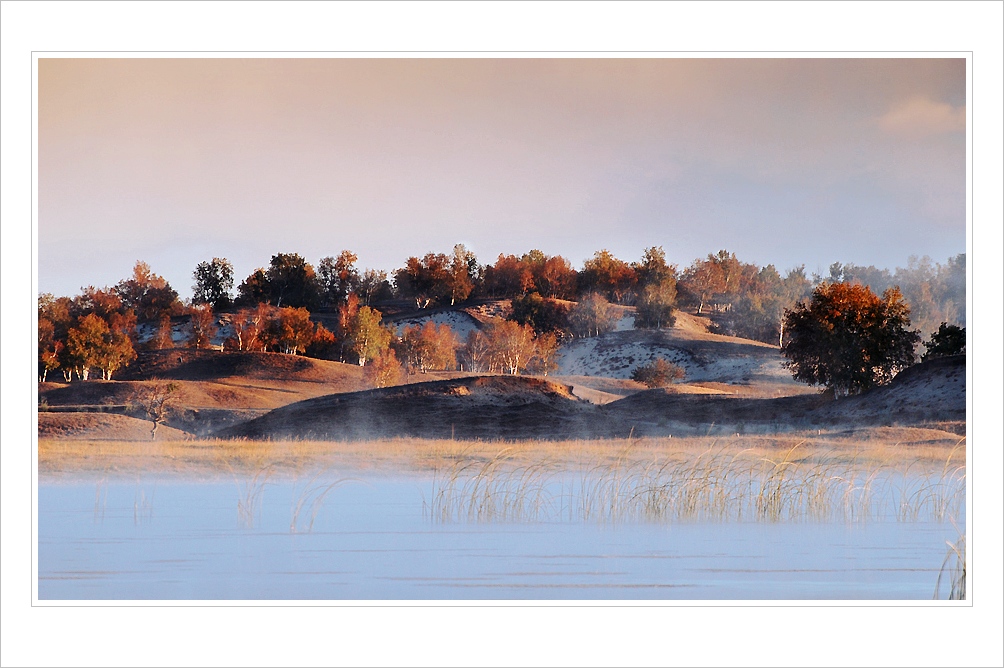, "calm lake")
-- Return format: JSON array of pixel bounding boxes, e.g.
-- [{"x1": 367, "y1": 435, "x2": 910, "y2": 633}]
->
[{"x1": 38, "y1": 467, "x2": 965, "y2": 601}]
